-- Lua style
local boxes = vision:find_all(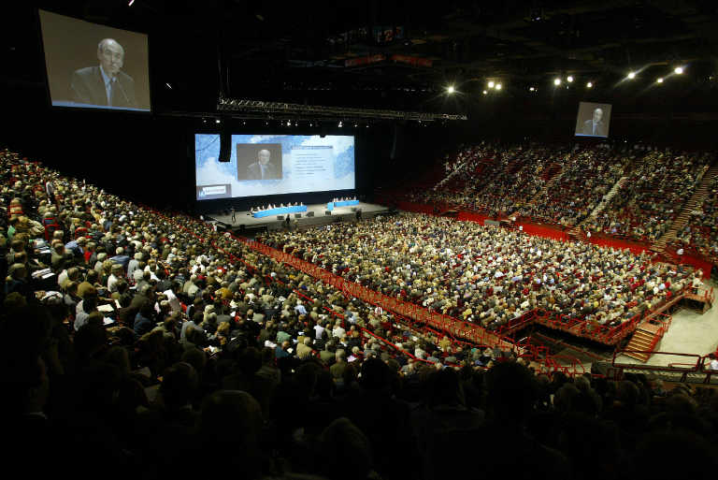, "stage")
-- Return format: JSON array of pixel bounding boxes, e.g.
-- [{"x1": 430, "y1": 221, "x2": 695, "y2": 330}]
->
[{"x1": 207, "y1": 202, "x2": 390, "y2": 233}]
